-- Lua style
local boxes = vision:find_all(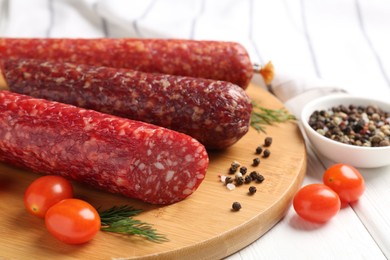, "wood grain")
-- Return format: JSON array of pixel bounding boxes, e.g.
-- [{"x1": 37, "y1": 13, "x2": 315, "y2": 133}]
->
[
  {"x1": 0, "y1": 68, "x2": 8, "y2": 90},
  {"x1": 0, "y1": 84, "x2": 306, "y2": 260}
]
